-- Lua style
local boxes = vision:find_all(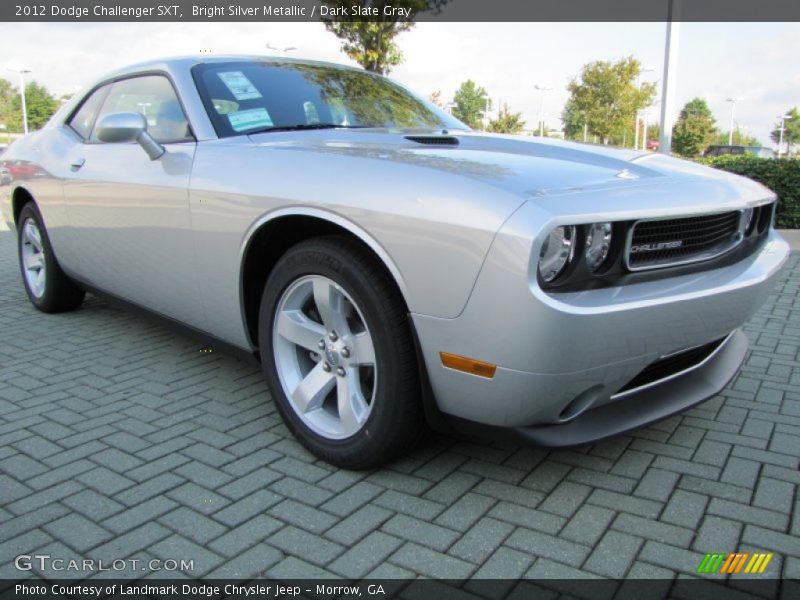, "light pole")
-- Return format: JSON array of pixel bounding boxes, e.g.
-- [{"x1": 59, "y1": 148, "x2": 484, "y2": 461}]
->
[
  {"x1": 777, "y1": 113, "x2": 792, "y2": 158},
  {"x1": 534, "y1": 84, "x2": 552, "y2": 137},
  {"x1": 726, "y1": 97, "x2": 738, "y2": 145},
  {"x1": 634, "y1": 67, "x2": 655, "y2": 150},
  {"x1": 659, "y1": 0, "x2": 681, "y2": 154},
  {"x1": 8, "y1": 68, "x2": 31, "y2": 135},
  {"x1": 641, "y1": 111, "x2": 648, "y2": 150},
  {"x1": 480, "y1": 97, "x2": 492, "y2": 131},
  {"x1": 266, "y1": 44, "x2": 297, "y2": 56}
]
